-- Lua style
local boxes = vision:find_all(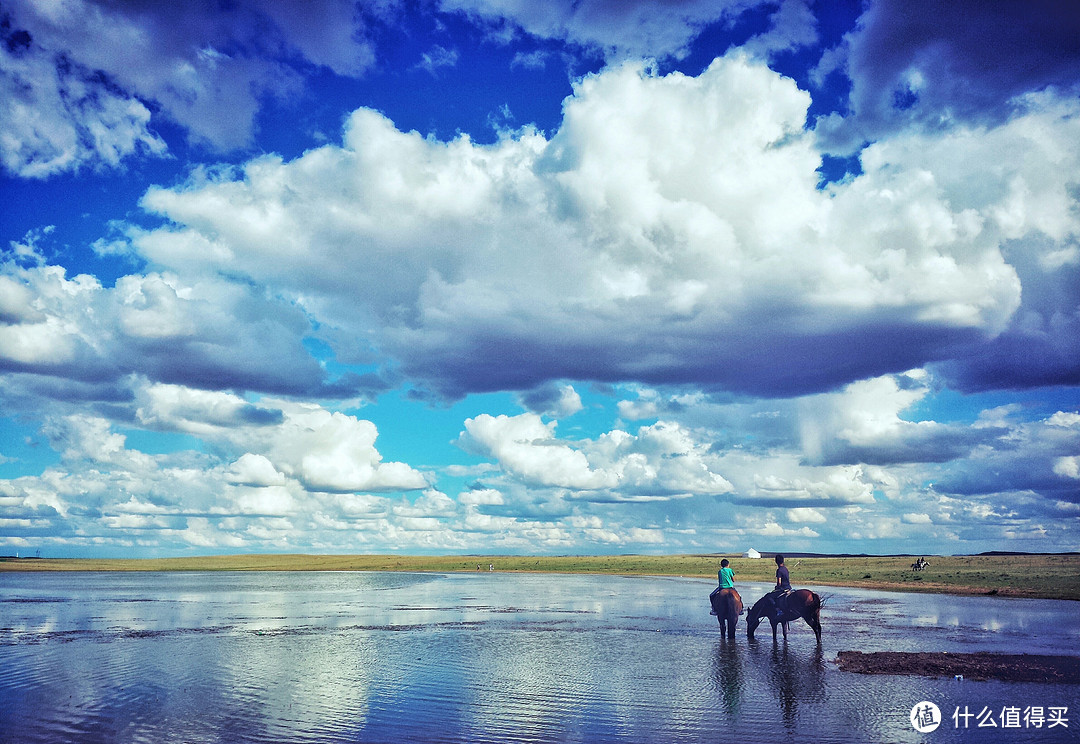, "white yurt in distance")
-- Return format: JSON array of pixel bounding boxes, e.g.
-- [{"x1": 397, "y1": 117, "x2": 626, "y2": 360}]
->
[{"x1": 742, "y1": 548, "x2": 761, "y2": 559}]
